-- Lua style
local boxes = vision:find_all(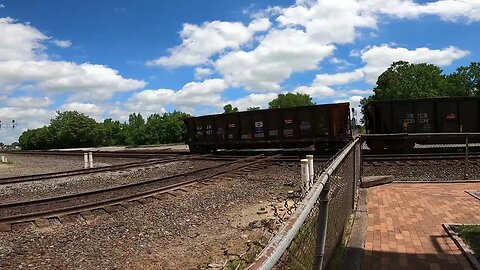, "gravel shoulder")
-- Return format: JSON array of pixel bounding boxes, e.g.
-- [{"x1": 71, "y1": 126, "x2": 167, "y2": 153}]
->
[
  {"x1": 0, "y1": 154, "x2": 142, "y2": 177},
  {"x1": 0, "y1": 160, "x2": 226, "y2": 205},
  {"x1": 0, "y1": 162, "x2": 306, "y2": 270}
]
